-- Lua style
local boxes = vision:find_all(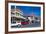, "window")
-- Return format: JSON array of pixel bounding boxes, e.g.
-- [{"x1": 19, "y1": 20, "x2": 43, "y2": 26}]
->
[
  {"x1": 20, "y1": 14, "x2": 24, "y2": 17},
  {"x1": 31, "y1": 20, "x2": 35, "y2": 23},
  {"x1": 11, "y1": 5, "x2": 15, "y2": 9},
  {"x1": 16, "y1": 12, "x2": 19, "y2": 16},
  {"x1": 31, "y1": 16, "x2": 33, "y2": 19},
  {"x1": 35, "y1": 17, "x2": 38, "y2": 20},
  {"x1": 11, "y1": 5, "x2": 15, "y2": 11},
  {"x1": 11, "y1": 21, "x2": 16, "y2": 24},
  {"x1": 11, "y1": 12, "x2": 15, "y2": 15},
  {"x1": 11, "y1": 17, "x2": 16, "y2": 24}
]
